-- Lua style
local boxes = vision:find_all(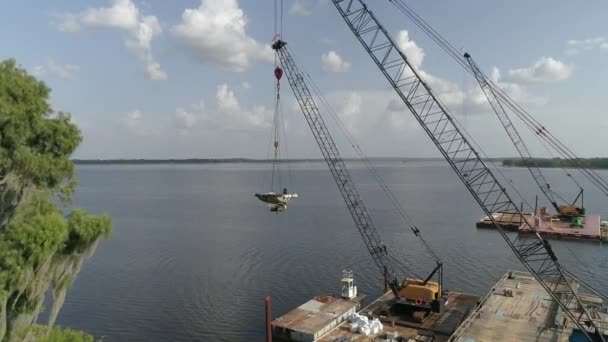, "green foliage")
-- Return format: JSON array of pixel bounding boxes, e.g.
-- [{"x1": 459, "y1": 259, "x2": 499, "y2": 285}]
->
[
  {"x1": 0, "y1": 191, "x2": 113, "y2": 300},
  {"x1": 65, "y1": 210, "x2": 112, "y2": 252},
  {"x1": 67, "y1": 210, "x2": 112, "y2": 243},
  {"x1": 0, "y1": 59, "x2": 112, "y2": 341},
  {"x1": 24, "y1": 325, "x2": 95, "y2": 342},
  {"x1": 53, "y1": 274, "x2": 74, "y2": 293},
  {"x1": 0, "y1": 59, "x2": 81, "y2": 196},
  {"x1": 503, "y1": 157, "x2": 608, "y2": 169},
  {"x1": 3, "y1": 191, "x2": 68, "y2": 269}
]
